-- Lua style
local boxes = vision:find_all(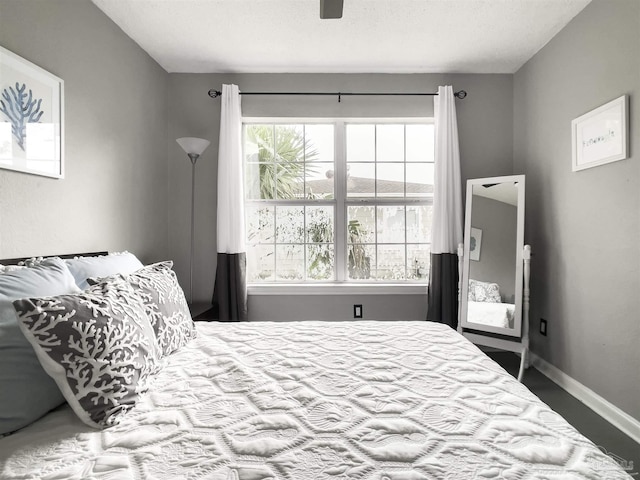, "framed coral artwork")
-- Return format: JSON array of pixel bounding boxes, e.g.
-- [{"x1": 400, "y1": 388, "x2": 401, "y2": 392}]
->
[{"x1": 0, "y1": 46, "x2": 64, "y2": 178}]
